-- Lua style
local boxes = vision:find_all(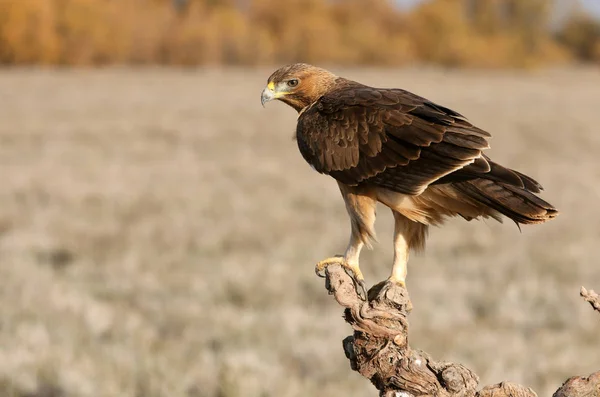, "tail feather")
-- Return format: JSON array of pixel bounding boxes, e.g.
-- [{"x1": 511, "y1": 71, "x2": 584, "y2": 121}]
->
[
  {"x1": 454, "y1": 179, "x2": 558, "y2": 225},
  {"x1": 433, "y1": 157, "x2": 544, "y2": 193},
  {"x1": 512, "y1": 170, "x2": 544, "y2": 193}
]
